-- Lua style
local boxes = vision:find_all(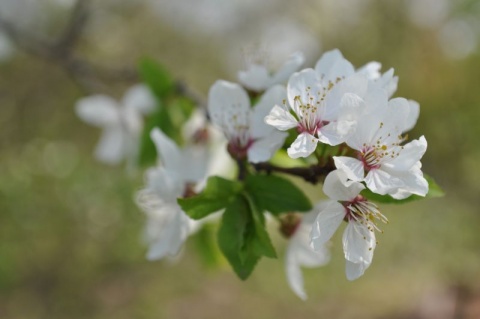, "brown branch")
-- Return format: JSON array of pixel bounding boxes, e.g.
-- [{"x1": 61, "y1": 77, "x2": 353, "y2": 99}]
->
[{"x1": 252, "y1": 159, "x2": 336, "y2": 185}]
